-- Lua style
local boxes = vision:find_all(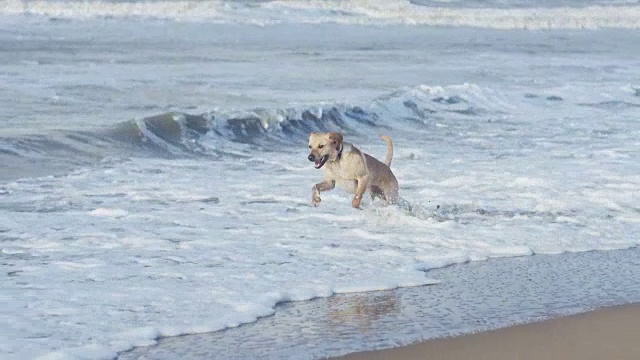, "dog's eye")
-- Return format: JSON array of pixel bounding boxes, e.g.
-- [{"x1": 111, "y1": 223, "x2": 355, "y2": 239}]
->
[
  {"x1": 308, "y1": 145, "x2": 312, "y2": 149},
  {"x1": 319, "y1": 145, "x2": 324, "y2": 149}
]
